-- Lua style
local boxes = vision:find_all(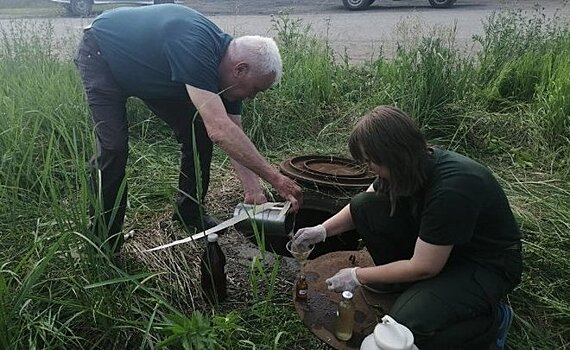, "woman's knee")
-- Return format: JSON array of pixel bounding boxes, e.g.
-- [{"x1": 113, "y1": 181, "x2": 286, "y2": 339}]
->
[
  {"x1": 390, "y1": 288, "x2": 455, "y2": 336},
  {"x1": 350, "y1": 192, "x2": 389, "y2": 220},
  {"x1": 390, "y1": 282, "x2": 497, "y2": 349}
]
